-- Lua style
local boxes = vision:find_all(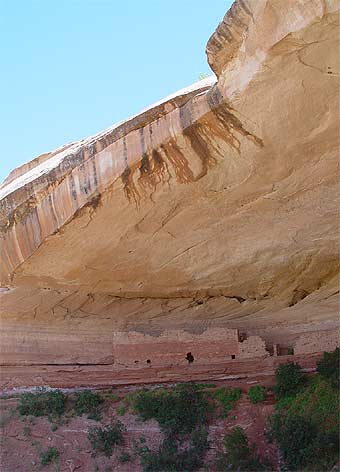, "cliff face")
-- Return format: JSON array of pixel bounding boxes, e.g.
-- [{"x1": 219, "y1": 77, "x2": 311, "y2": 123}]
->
[{"x1": 0, "y1": 0, "x2": 339, "y2": 387}]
